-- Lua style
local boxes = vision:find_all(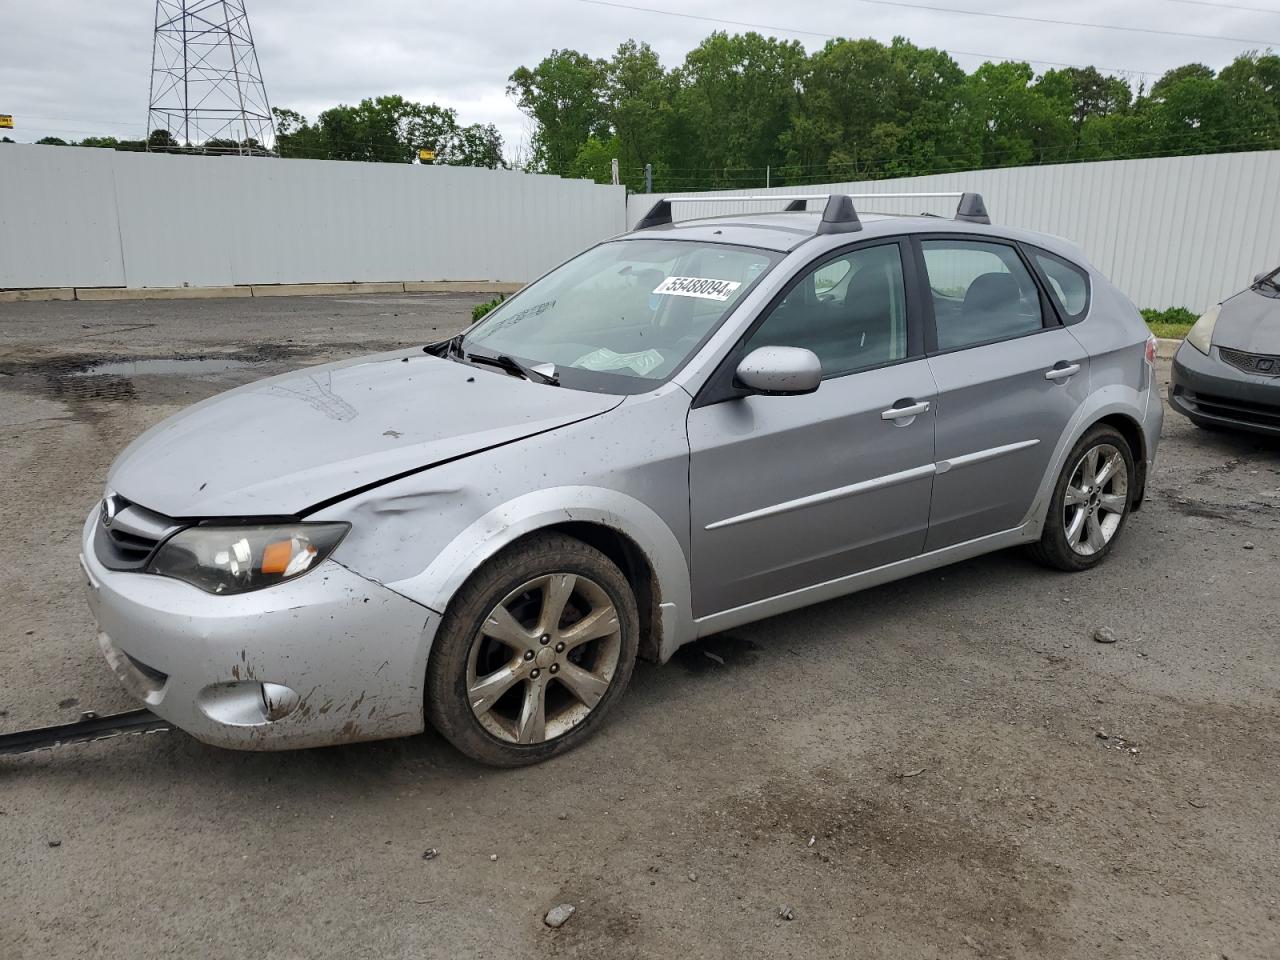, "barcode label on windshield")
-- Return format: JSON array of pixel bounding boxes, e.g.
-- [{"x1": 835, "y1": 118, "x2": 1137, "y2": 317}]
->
[{"x1": 653, "y1": 276, "x2": 742, "y2": 301}]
